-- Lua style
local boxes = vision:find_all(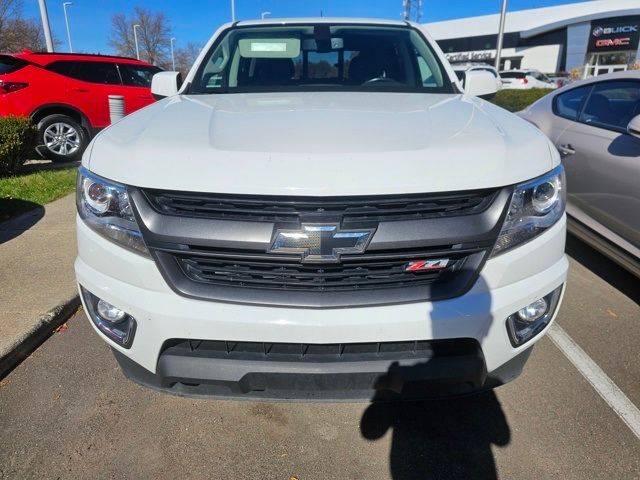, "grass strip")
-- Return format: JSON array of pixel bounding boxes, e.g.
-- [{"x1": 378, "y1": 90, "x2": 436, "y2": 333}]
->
[{"x1": 0, "y1": 167, "x2": 77, "y2": 222}]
